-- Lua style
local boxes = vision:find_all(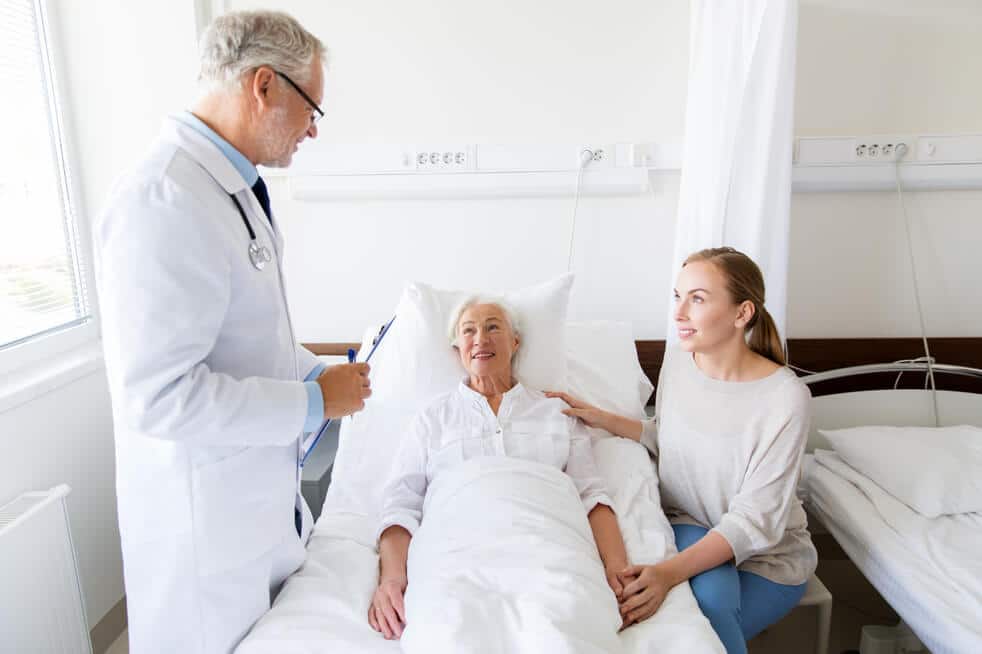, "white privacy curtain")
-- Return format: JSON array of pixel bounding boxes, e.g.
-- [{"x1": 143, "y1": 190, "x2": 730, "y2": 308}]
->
[{"x1": 668, "y1": 0, "x2": 798, "y2": 342}]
